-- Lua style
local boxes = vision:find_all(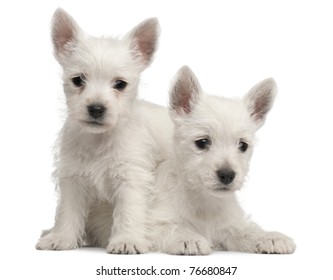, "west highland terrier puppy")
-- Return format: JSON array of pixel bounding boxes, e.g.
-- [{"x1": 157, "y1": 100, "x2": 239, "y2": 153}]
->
[
  {"x1": 36, "y1": 8, "x2": 170, "y2": 254},
  {"x1": 151, "y1": 66, "x2": 296, "y2": 255}
]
